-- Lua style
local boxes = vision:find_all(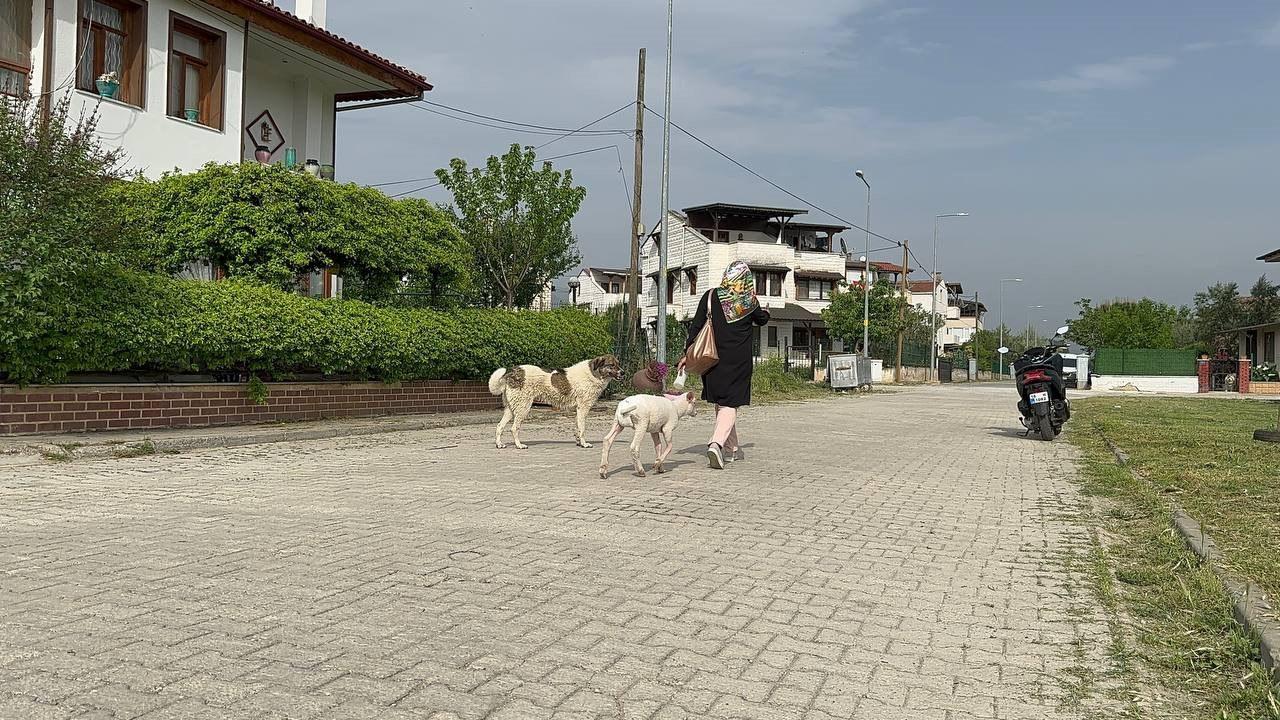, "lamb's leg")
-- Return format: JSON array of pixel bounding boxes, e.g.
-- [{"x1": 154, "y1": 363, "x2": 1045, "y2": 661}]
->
[
  {"x1": 629, "y1": 428, "x2": 646, "y2": 476},
  {"x1": 599, "y1": 422, "x2": 623, "y2": 478},
  {"x1": 656, "y1": 428, "x2": 676, "y2": 471},
  {"x1": 575, "y1": 405, "x2": 593, "y2": 448},
  {"x1": 495, "y1": 403, "x2": 513, "y2": 449},
  {"x1": 652, "y1": 432, "x2": 666, "y2": 473}
]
